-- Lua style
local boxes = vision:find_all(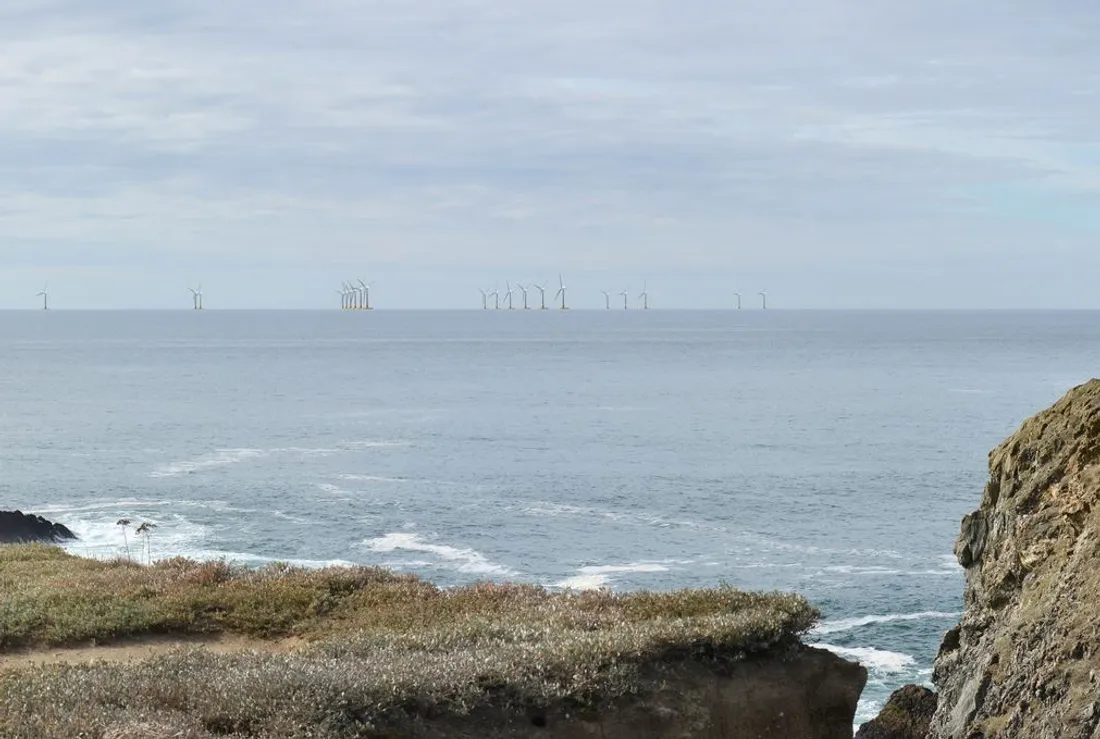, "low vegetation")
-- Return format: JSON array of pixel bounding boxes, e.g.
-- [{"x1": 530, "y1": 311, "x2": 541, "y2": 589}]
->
[{"x1": 0, "y1": 544, "x2": 819, "y2": 738}]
